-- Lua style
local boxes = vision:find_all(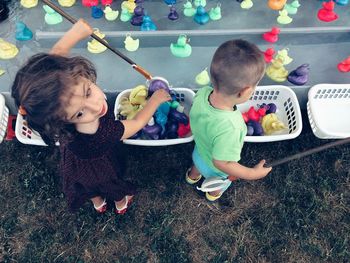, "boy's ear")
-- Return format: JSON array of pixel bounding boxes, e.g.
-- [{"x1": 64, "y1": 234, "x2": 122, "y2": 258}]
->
[{"x1": 238, "y1": 86, "x2": 254, "y2": 98}]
